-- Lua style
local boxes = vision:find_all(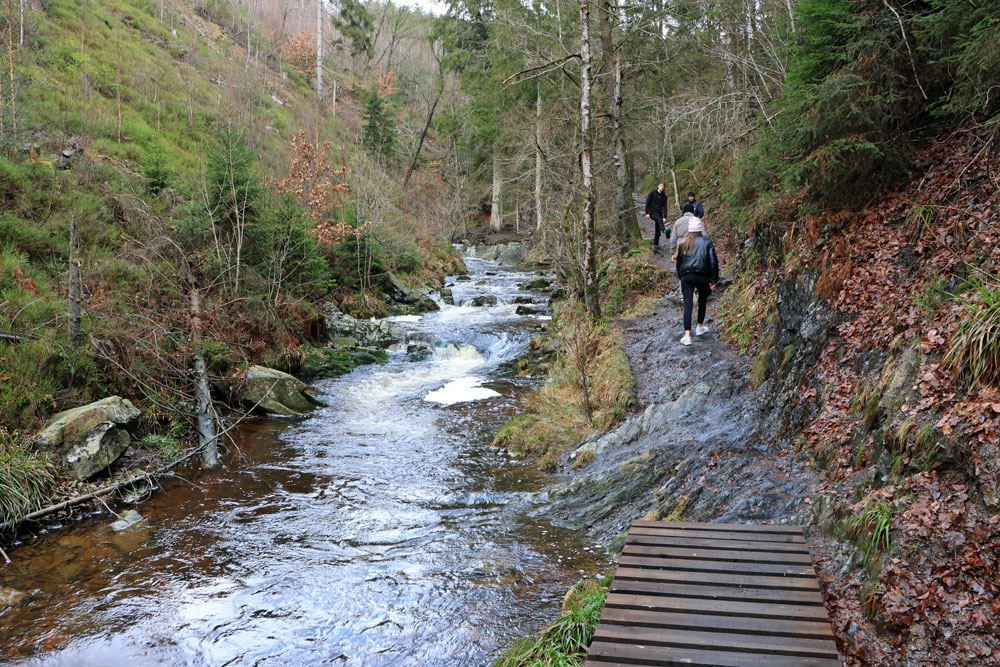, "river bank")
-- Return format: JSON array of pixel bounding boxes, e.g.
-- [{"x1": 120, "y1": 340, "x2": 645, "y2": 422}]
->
[{"x1": 0, "y1": 249, "x2": 623, "y2": 665}]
